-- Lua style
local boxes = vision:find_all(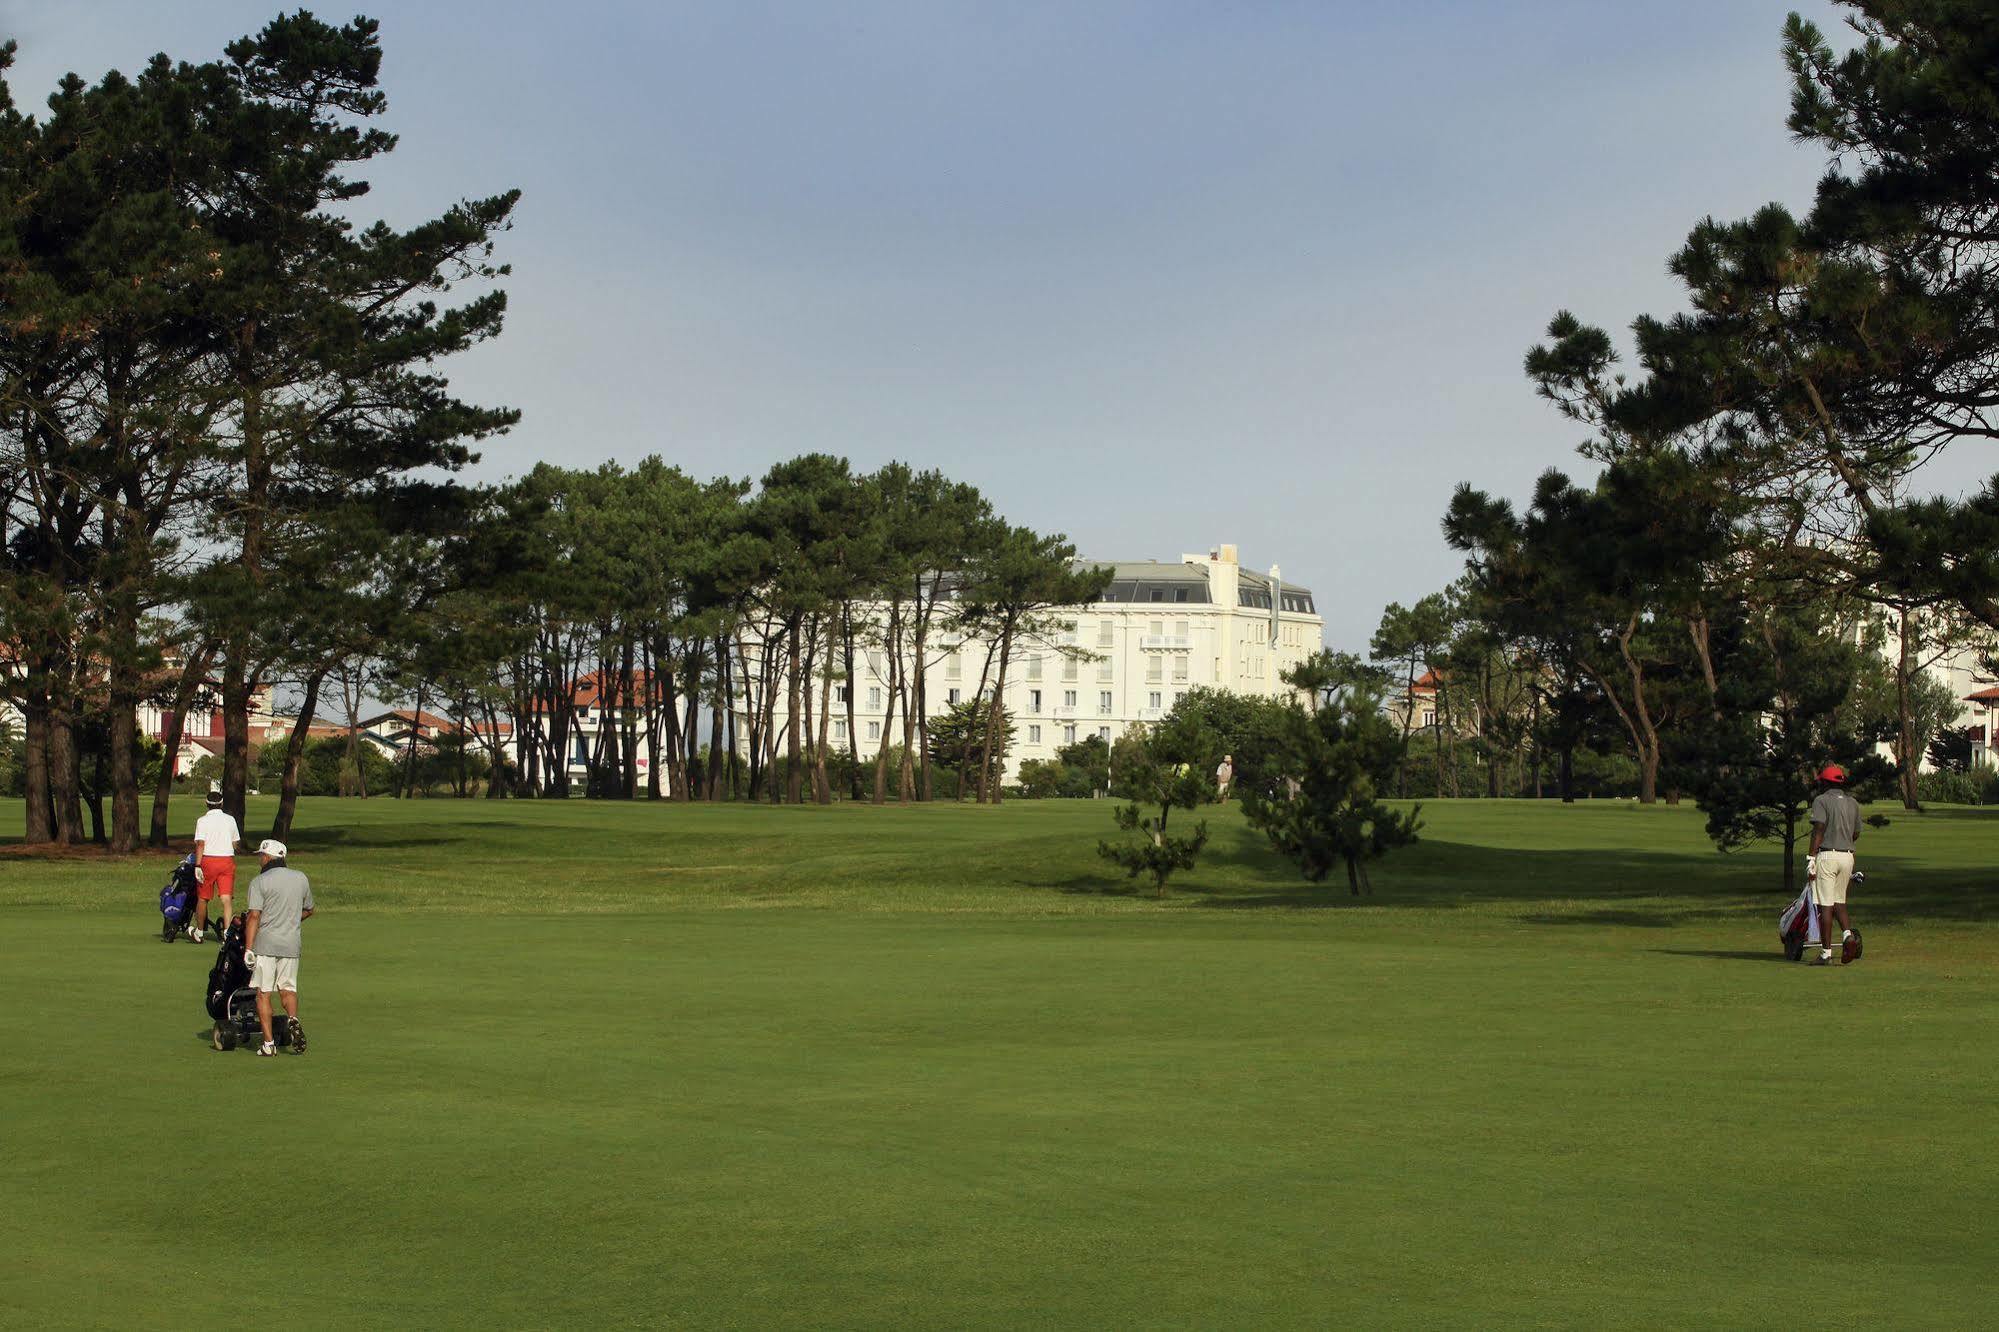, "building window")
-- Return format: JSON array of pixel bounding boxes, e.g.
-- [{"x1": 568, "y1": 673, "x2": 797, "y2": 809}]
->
[
  {"x1": 1421, "y1": 710, "x2": 1436, "y2": 729},
  {"x1": 1174, "y1": 620, "x2": 1188, "y2": 639},
  {"x1": 867, "y1": 687, "x2": 882, "y2": 709},
  {"x1": 867, "y1": 721, "x2": 881, "y2": 741},
  {"x1": 1148, "y1": 691, "x2": 1162, "y2": 709},
  {"x1": 1150, "y1": 589, "x2": 1165, "y2": 602},
  {"x1": 833, "y1": 720, "x2": 848, "y2": 742},
  {"x1": 946, "y1": 652, "x2": 962, "y2": 681},
  {"x1": 1147, "y1": 658, "x2": 1163, "y2": 683},
  {"x1": 1097, "y1": 659, "x2": 1113, "y2": 682},
  {"x1": 1027, "y1": 656, "x2": 1042, "y2": 681},
  {"x1": 1098, "y1": 725, "x2": 1111, "y2": 740},
  {"x1": 1173, "y1": 657, "x2": 1189, "y2": 683},
  {"x1": 1149, "y1": 620, "x2": 1163, "y2": 637},
  {"x1": 1029, "y1": 689, "x2": 1042, "y2": 713},
  {"x1": 867, "y1": 650, "x2": 883, "y2": 671},
  {"x1": 1063, "y1": 689, "x2": 1077, "y2": 708},
  {"x1": 1028, "y1": 725, "x2": 1042, "y2": 744},
  {"x1": 1063, "y1": 657, "x2": 1078, "y2": 682},
  {"x1": 1064, "y1": 724, "x2": 1077, "y2": 744},
  {"x1": 1097, "y1": 622, "x2": 1114, "y2": 648},
  {"x1": 1175, "y1": 588, "x2": 1188, "y2": 602},
  {"x1": 947, "y1": 688, "x2": 961, "y2": 706},
  {"x1": 835, "y1": 684, "x2": 849, "y2": 704},
  {"x1": 1098, "y1": 690, "x2": 1112, "y2": 715}
]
